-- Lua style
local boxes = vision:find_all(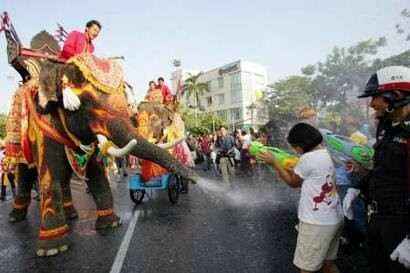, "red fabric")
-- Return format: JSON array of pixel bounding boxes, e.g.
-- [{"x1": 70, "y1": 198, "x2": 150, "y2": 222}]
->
[
  {"x1": 199, "y1": 137, "x2": 211, "y2": 155},
  {"x1": 140, "y1": 160, "x2": 168, "y2": 182},
  {"x1": 157, "y1": 84, "x2": 173, "y2": 104},
  {"x1": 379, "y1": 82, "x2": 410, "y2": 92},
  {"x1": 60, "y1": 31, "x2": 94, "y2": 60}
]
